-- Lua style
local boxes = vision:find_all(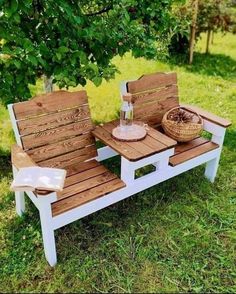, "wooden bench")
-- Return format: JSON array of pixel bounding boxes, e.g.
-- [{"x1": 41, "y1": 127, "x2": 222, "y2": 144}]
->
[
  {"x1": 8, "y1": 79, "x2": 230, "y2": 266},
  {"x1": 120, "y1": 72, "x2": 231, "y2": 180},
  {"x1": 9, "y1": 91, "x2": 126, "y2": 266}
]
